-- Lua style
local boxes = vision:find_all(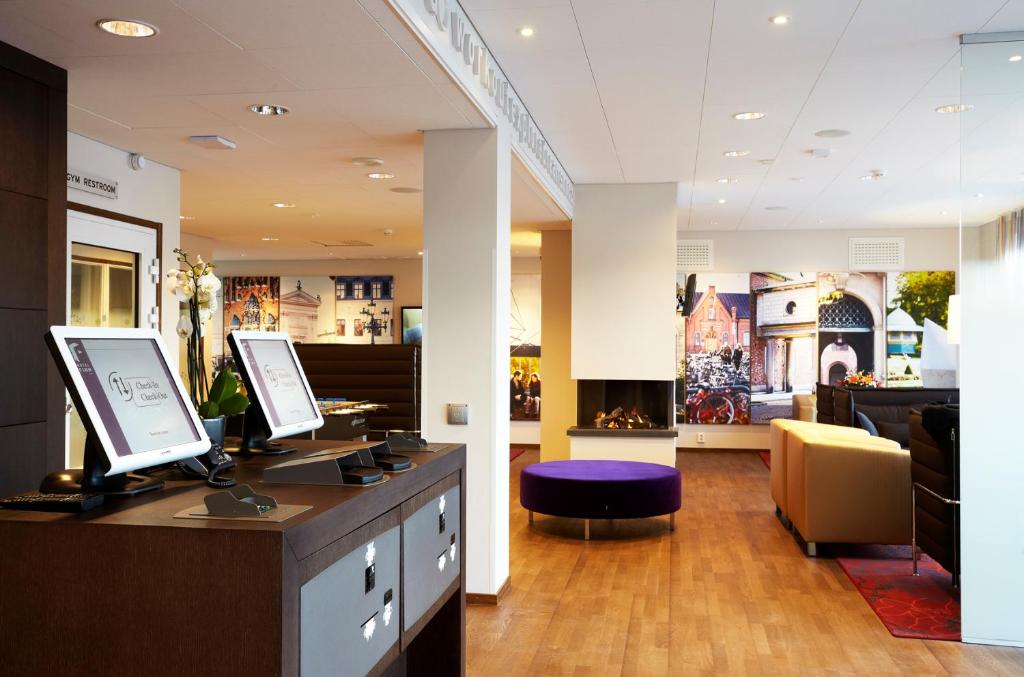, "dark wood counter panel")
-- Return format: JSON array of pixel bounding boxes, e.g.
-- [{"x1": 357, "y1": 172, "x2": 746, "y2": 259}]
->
[{"x1": 0, "y1": 440, "x2": 467, "y2": 677}]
